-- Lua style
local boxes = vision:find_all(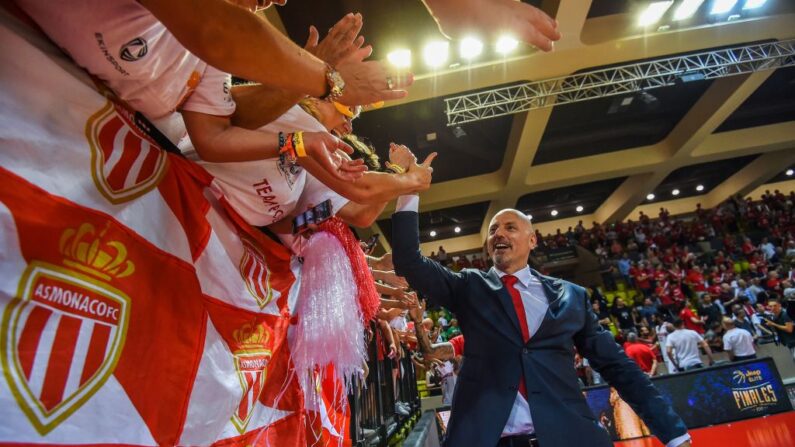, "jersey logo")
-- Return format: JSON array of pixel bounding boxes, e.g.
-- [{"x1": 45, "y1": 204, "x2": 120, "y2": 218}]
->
[
  {"x1": 230, "y1": 323, "x2": 272, "y2": 433},
  {"x1": 1, "y1": 223, "x2": 133, "y2": 434},
  {"x1": 239, "y1": 237, "x2": 279, "y2": 309},
  {"x1": 85, "y1": 101, "x2": 168, "y2": 204},
  {"x1": 119, "y1": 37, "x2": 148, "y2": 62}
]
